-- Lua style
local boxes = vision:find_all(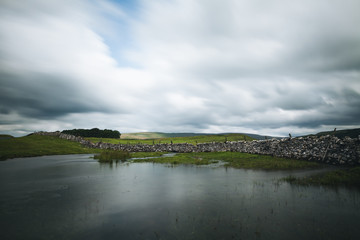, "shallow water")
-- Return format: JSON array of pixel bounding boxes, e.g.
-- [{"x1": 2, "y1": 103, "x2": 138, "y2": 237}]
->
[{"x1": 0, "y1": 155, "x2": 359, "y2": 240}]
